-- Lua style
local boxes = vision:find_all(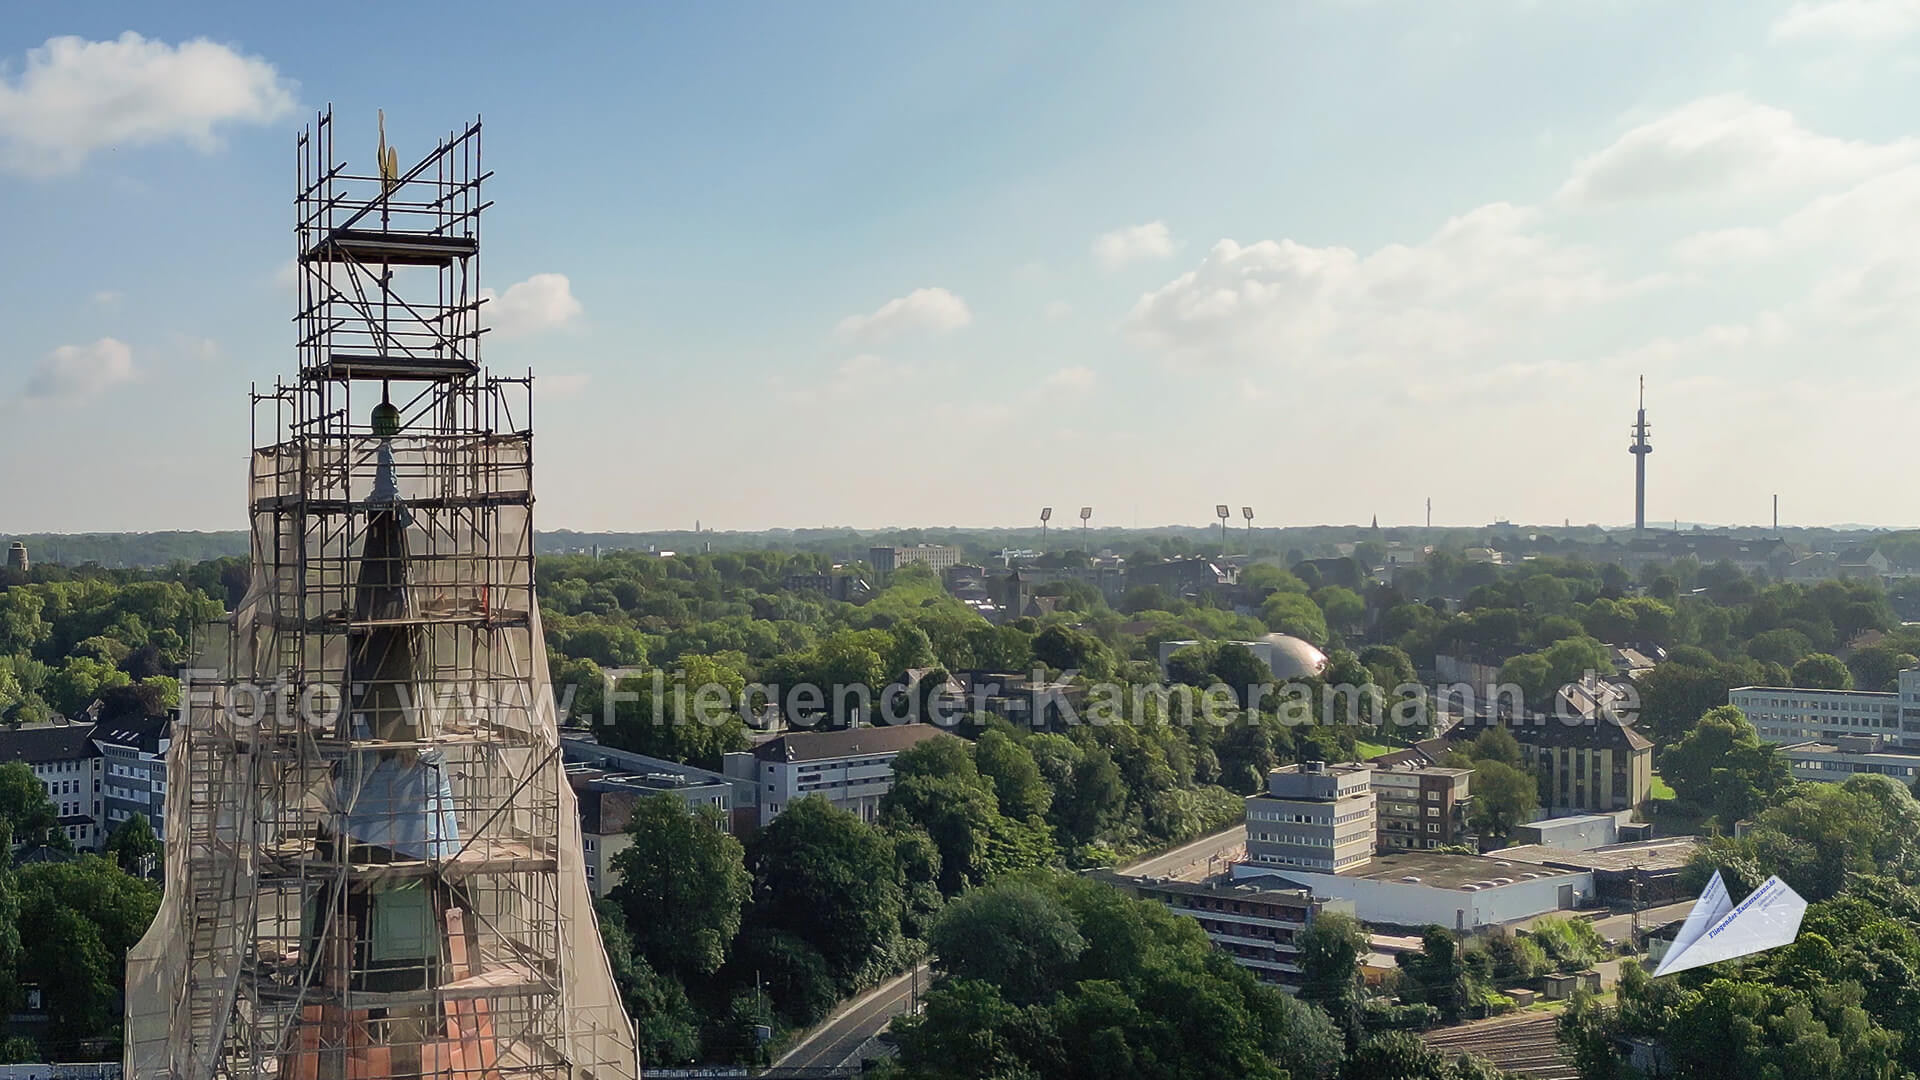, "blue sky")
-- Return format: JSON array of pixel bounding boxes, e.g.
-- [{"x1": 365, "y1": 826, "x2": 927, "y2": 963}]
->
[{"x1": 5, "y1": 1, "x2": 1920, "y2": 533}]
